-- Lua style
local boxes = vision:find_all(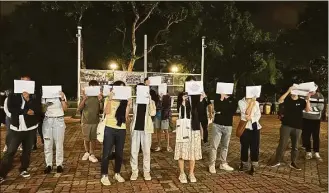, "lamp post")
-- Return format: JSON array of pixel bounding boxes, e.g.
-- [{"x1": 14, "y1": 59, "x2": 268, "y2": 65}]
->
[
  {"x1": 77, "y1": 26, "x2": 82, "y2": 105},
  {"x1": 201, "y1": 36, "x2": 206, "y2": 82}
]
